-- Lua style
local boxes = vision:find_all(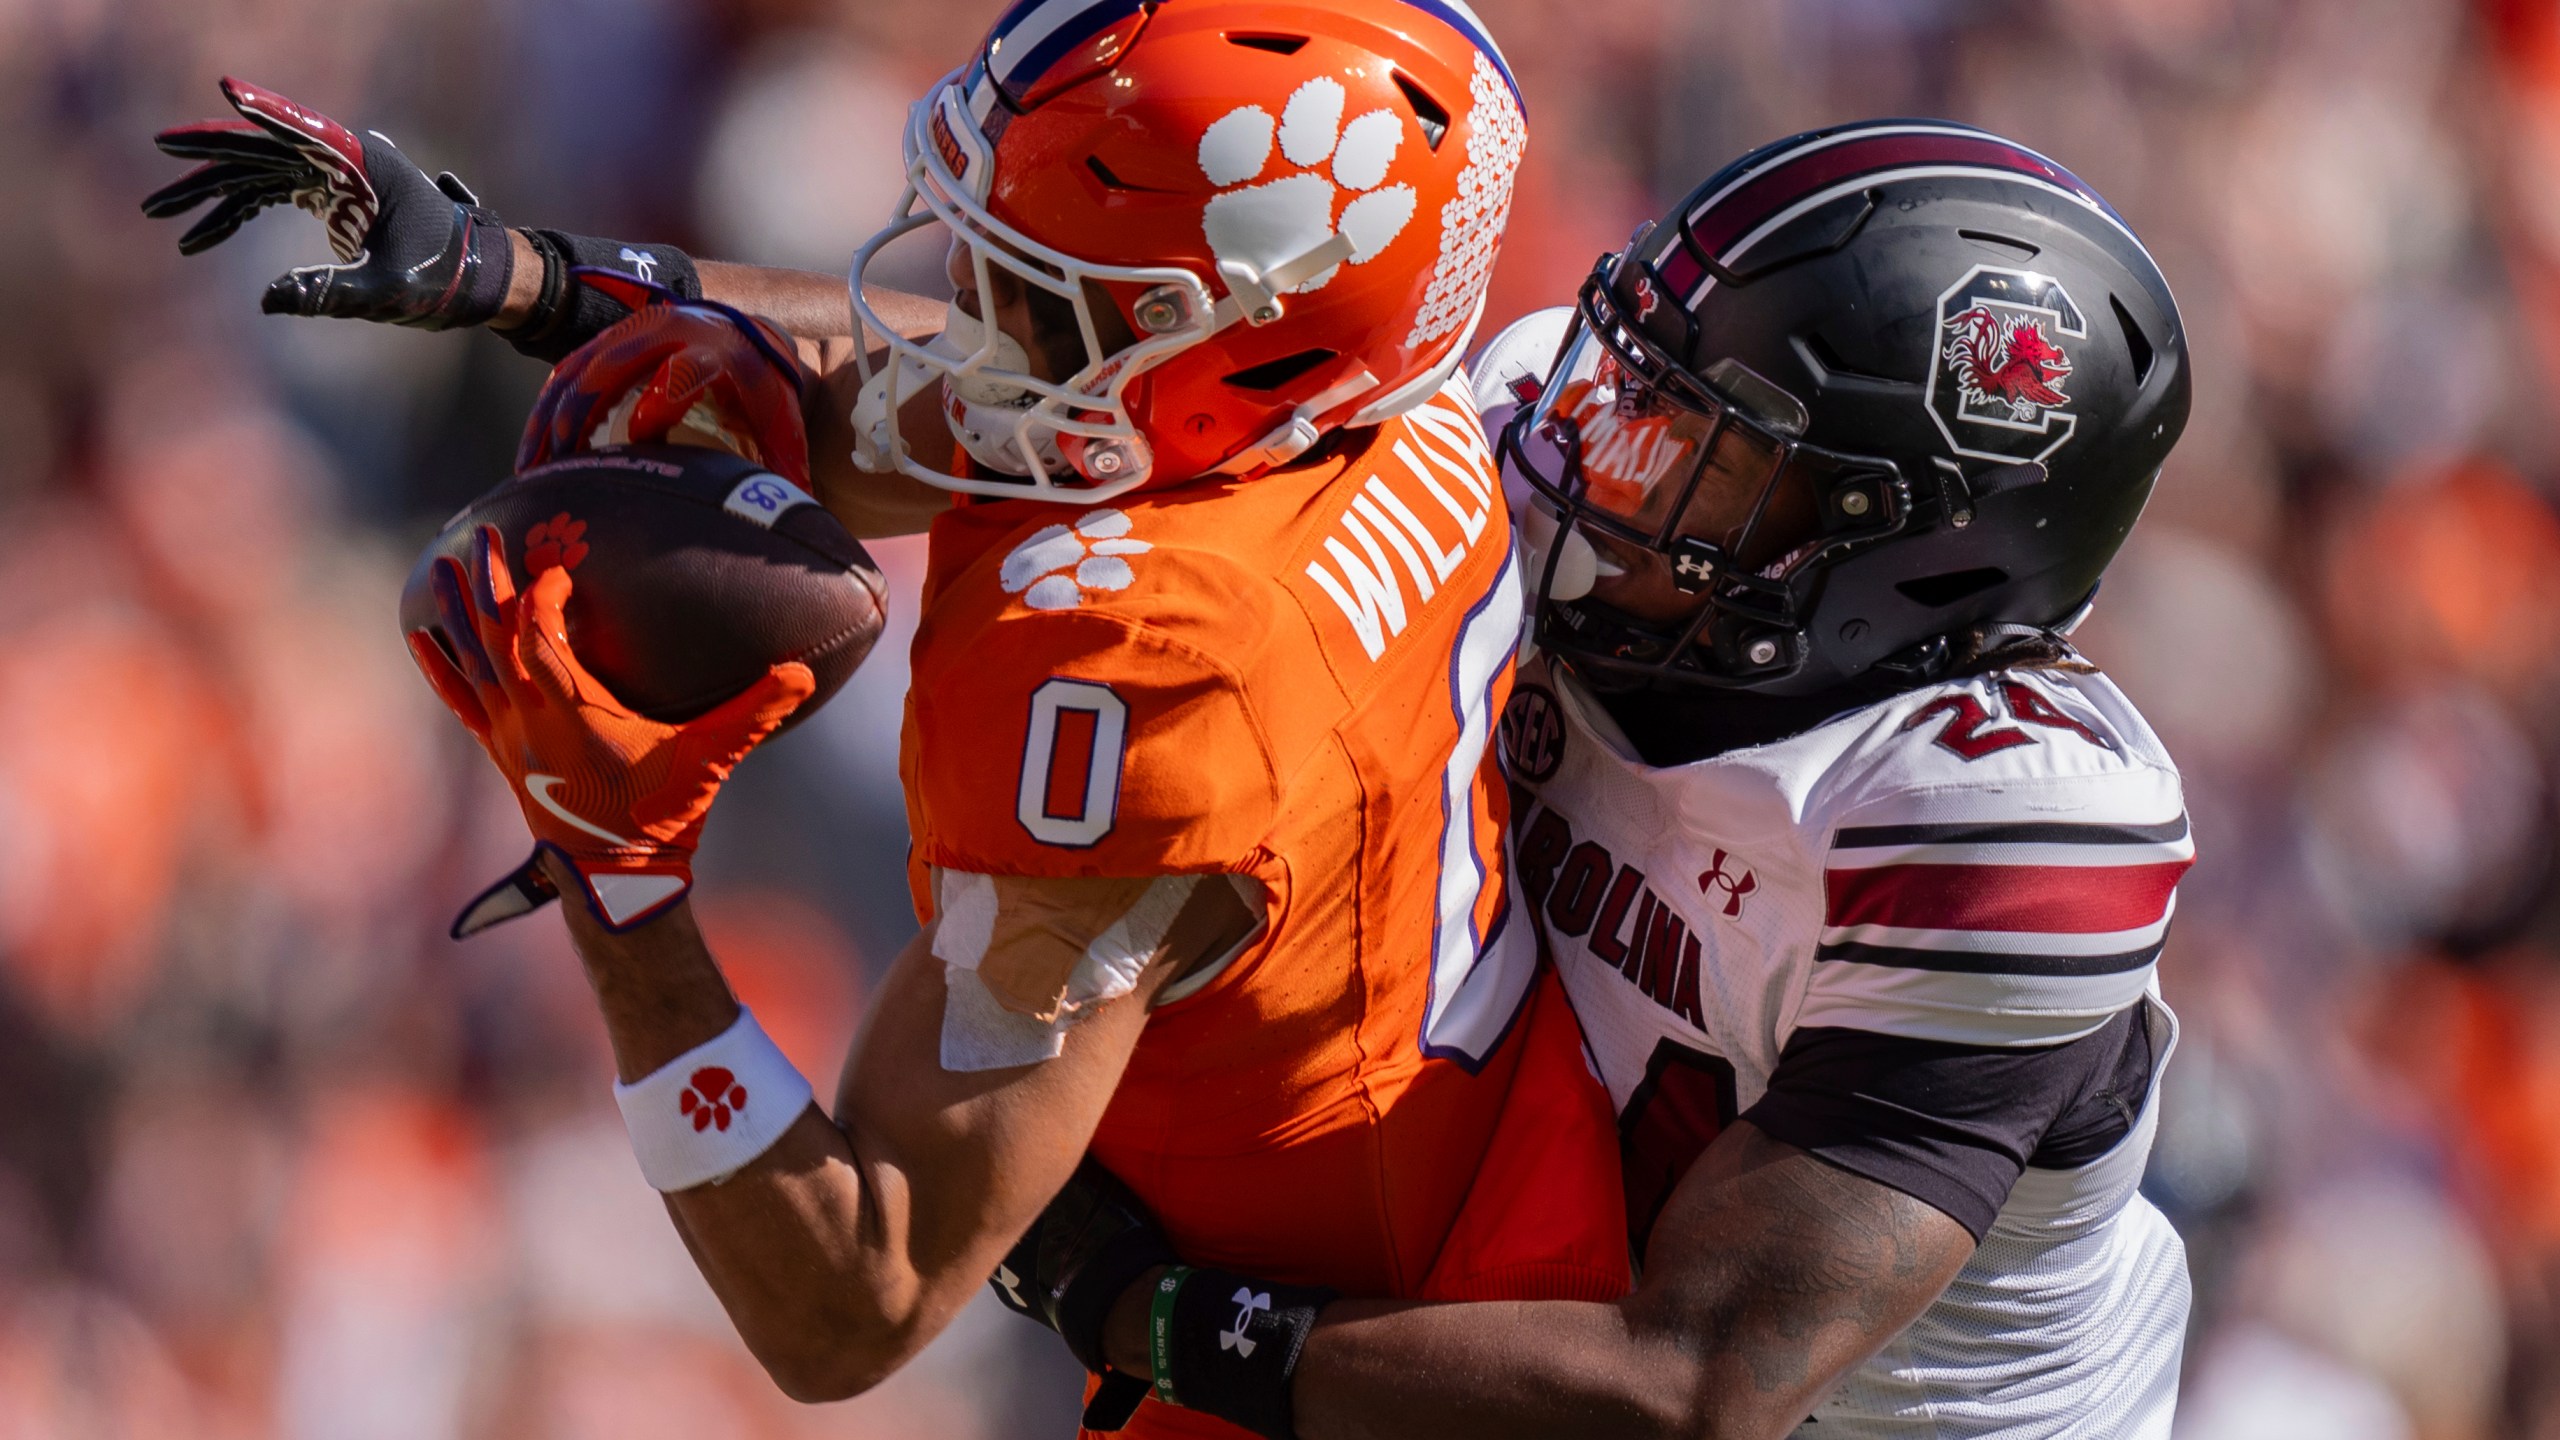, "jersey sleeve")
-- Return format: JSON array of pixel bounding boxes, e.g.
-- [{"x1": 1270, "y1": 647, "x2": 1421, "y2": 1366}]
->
[
  {"x1": 905, "y1": 610, "x2": 1284, "y2": 879},
  {"x1": 1743, "y1": 1006, "x2": 2155, "y2": 1238},
  {"x1": 1796, "y1": 742, "x2": 2193, "y2": 1047}
]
